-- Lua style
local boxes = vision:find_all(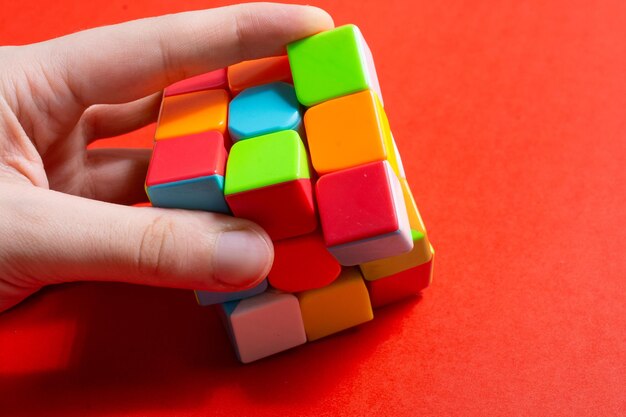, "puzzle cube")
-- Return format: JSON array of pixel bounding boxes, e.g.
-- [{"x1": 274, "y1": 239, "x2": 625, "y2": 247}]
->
[
  {"x1": 305, "y1": 90, "x2": 392, "y2": 175},
  {"x1": 316, "y1": 160, "x2": 413, "y2": 265},
  {"x1": 218, "y1": 290, "x2": 307, "y2": 363},
  {"x1": 224, "y1": 130, "x2": 316, "y2": 240},
  {"x1": 297, "y1": 267, "x2": 373, "y2": 341},
  {"x1": 155, "y1": 89, "x2": 229, "y2": 141},
  {"x1": 164, "y1": 68, "x2": 228, "y2": 97},
  {"x1": 147, "y1": 23, "x2": 435, "y2": 363},
  {"x1": 287, "y1": 24, "x2": 382, "y2": 106},
  {"x1": 366, "y1": 249, "x2": 434, "y2": 308},
  {"x1": 145, "y1": 131, "x2": 229, "y2": 212},
  {"x1": 227, "y1": 56, "x2": 292, "y2": 95},
  {"x1": 228, "y1": 82, "x2": 303, "y2": 142},
  {"x1": 195, "y1": 279, "x2": 268, "y2": 306},
  {"x1": 268, "y1": 232, "x2": 341, "y2": 293}
]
